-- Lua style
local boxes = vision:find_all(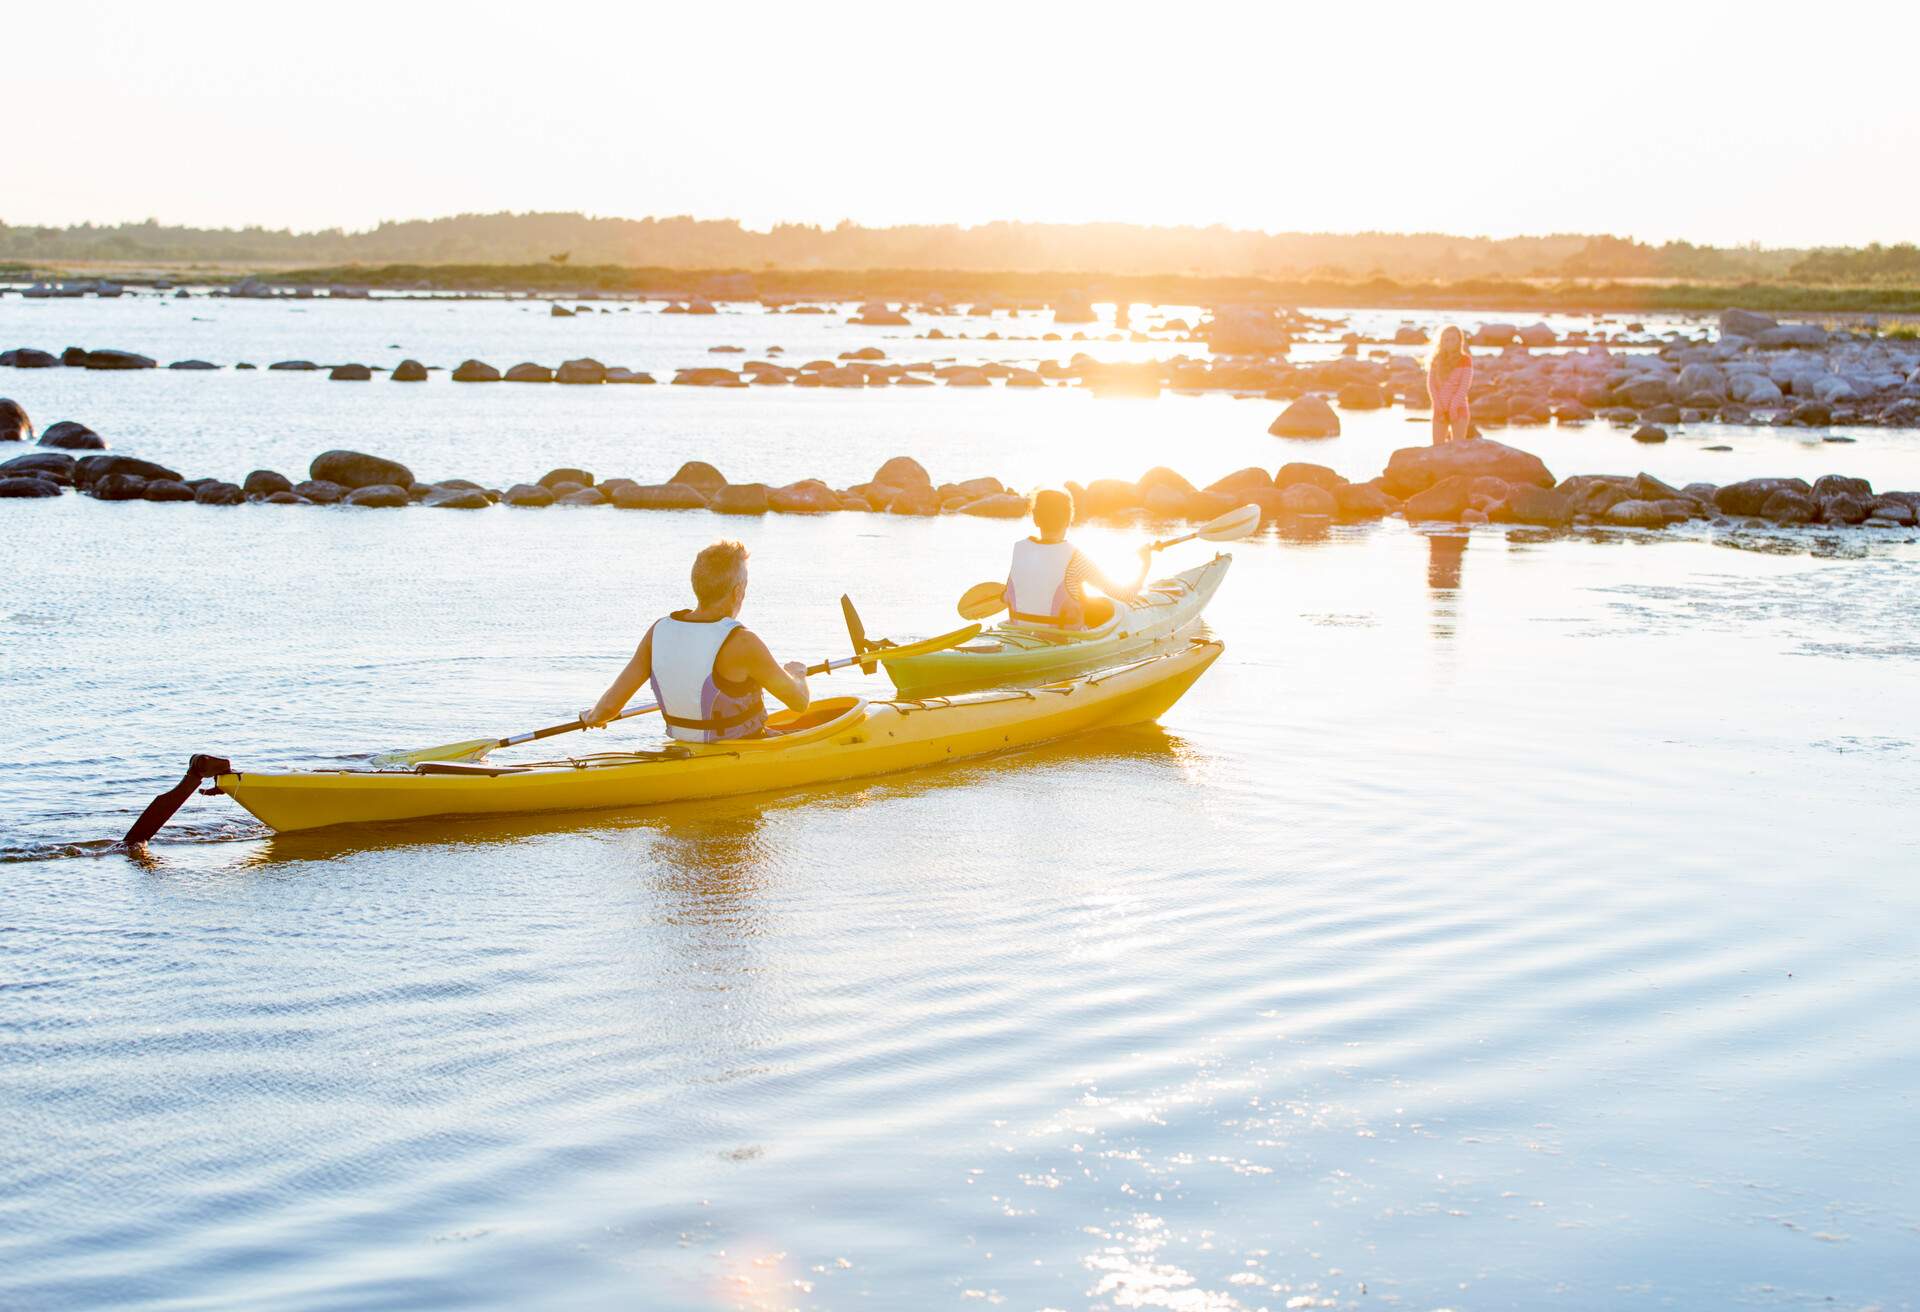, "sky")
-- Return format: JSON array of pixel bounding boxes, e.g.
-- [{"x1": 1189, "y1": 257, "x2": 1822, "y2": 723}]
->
[{"x1": 10, "y1": 0, "x2": 1916, "y2": 248}]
